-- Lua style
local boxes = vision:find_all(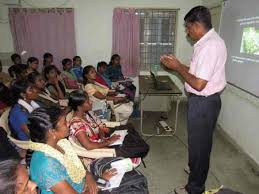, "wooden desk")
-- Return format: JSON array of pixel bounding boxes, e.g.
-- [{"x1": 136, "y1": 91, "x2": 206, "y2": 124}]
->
[{"x1": 139, "y1": 75, "x2": 182, "y2": 136}]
